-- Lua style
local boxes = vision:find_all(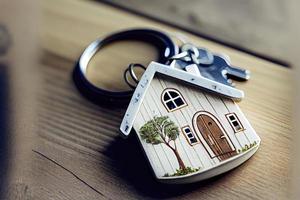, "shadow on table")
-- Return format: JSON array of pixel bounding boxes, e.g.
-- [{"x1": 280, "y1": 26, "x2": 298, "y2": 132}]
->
[{"x1": 104, "y1": 132, "x2": 234, "y2": 199}]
